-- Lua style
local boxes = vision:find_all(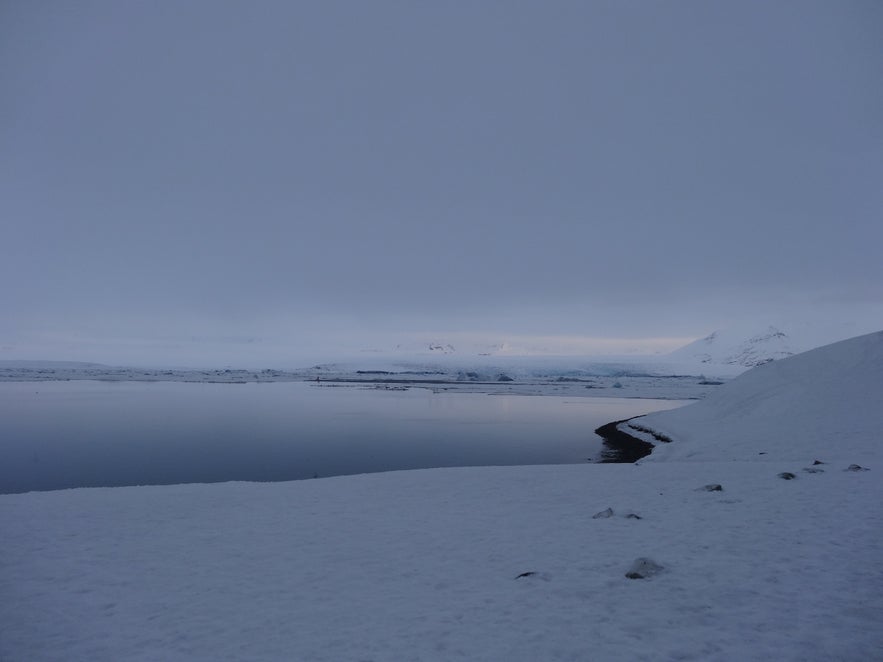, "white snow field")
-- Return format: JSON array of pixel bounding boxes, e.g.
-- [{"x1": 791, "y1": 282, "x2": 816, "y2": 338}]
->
[{"x1": 2, "y1": 333, "x2": 881, "y2": 661}]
